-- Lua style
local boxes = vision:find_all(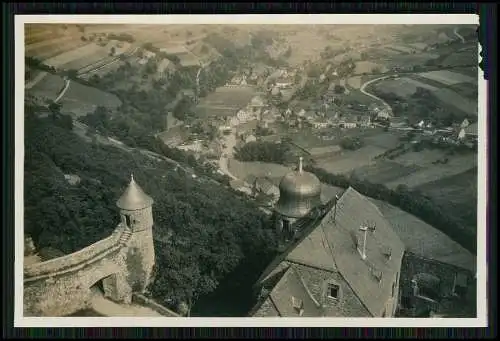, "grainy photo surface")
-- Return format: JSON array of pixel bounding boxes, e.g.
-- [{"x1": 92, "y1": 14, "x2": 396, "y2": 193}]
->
[{"x1": 16, "y1": 14, "x2": 486, "y2": 327}]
